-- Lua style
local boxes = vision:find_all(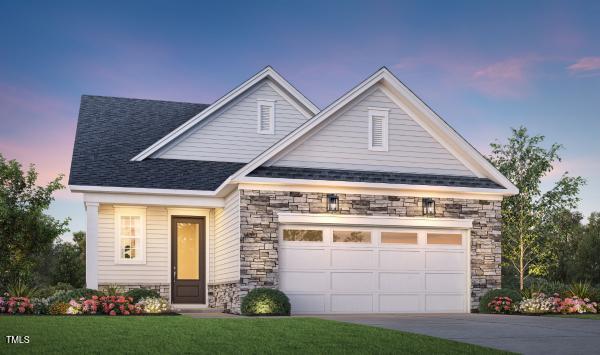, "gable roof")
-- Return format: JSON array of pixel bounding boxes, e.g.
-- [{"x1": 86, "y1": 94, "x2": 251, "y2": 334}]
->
[
  {"x1": 231, "y1": 67, "x2": 518, "y2": 194},
  {"x1": 69, "y1": 95, "x2": 245, "y2": 191},
  {"x1": 130, "y1": 66, "x2": 320, "y2": 161}
]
